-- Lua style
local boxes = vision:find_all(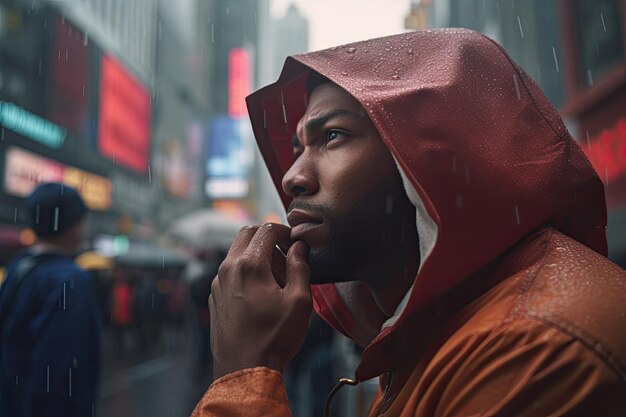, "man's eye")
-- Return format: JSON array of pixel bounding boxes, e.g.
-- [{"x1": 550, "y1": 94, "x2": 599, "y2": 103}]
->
[{"x1": 326, "y1": 130, "x2": 345, "y2": 142}]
